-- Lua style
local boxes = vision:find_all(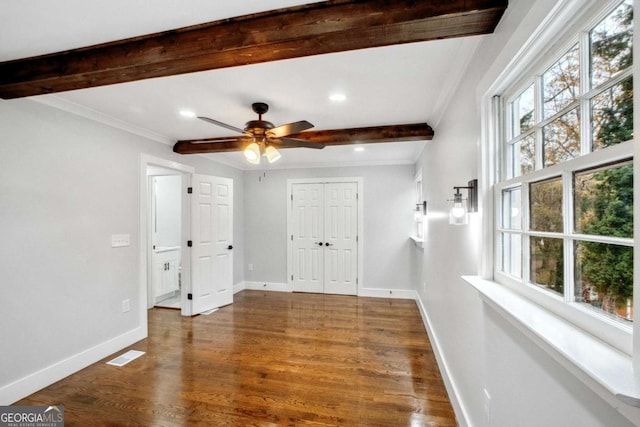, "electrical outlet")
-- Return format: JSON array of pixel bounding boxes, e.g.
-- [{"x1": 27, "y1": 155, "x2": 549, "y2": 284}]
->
[
  {"x1": 483, "y1": 388, "x2": 491, "y2": 424},
  {"x1": 112, "y1": 234, "x2": 130, "y2": 248},
  {"x1": 122, "y1": 299, "x2": 130, "y2": 313}
]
